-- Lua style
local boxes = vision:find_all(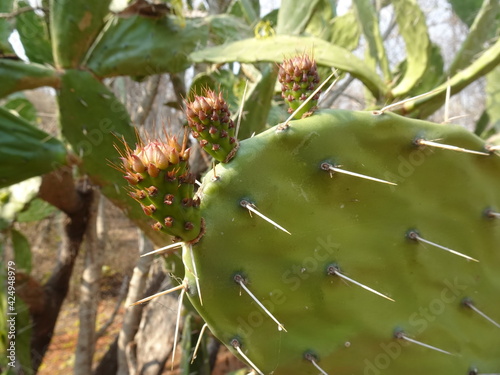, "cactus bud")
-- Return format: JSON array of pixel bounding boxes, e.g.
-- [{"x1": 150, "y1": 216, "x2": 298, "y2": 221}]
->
[
  {"x1": 186, "y1": 90, "x2": 239, "y2": 163},
  {"x1": 120, "y1": 134, "x2": 203, "y2": 243},
  {"x1": 278, "y1": 54, "x2": 321, "y2": 119}
]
